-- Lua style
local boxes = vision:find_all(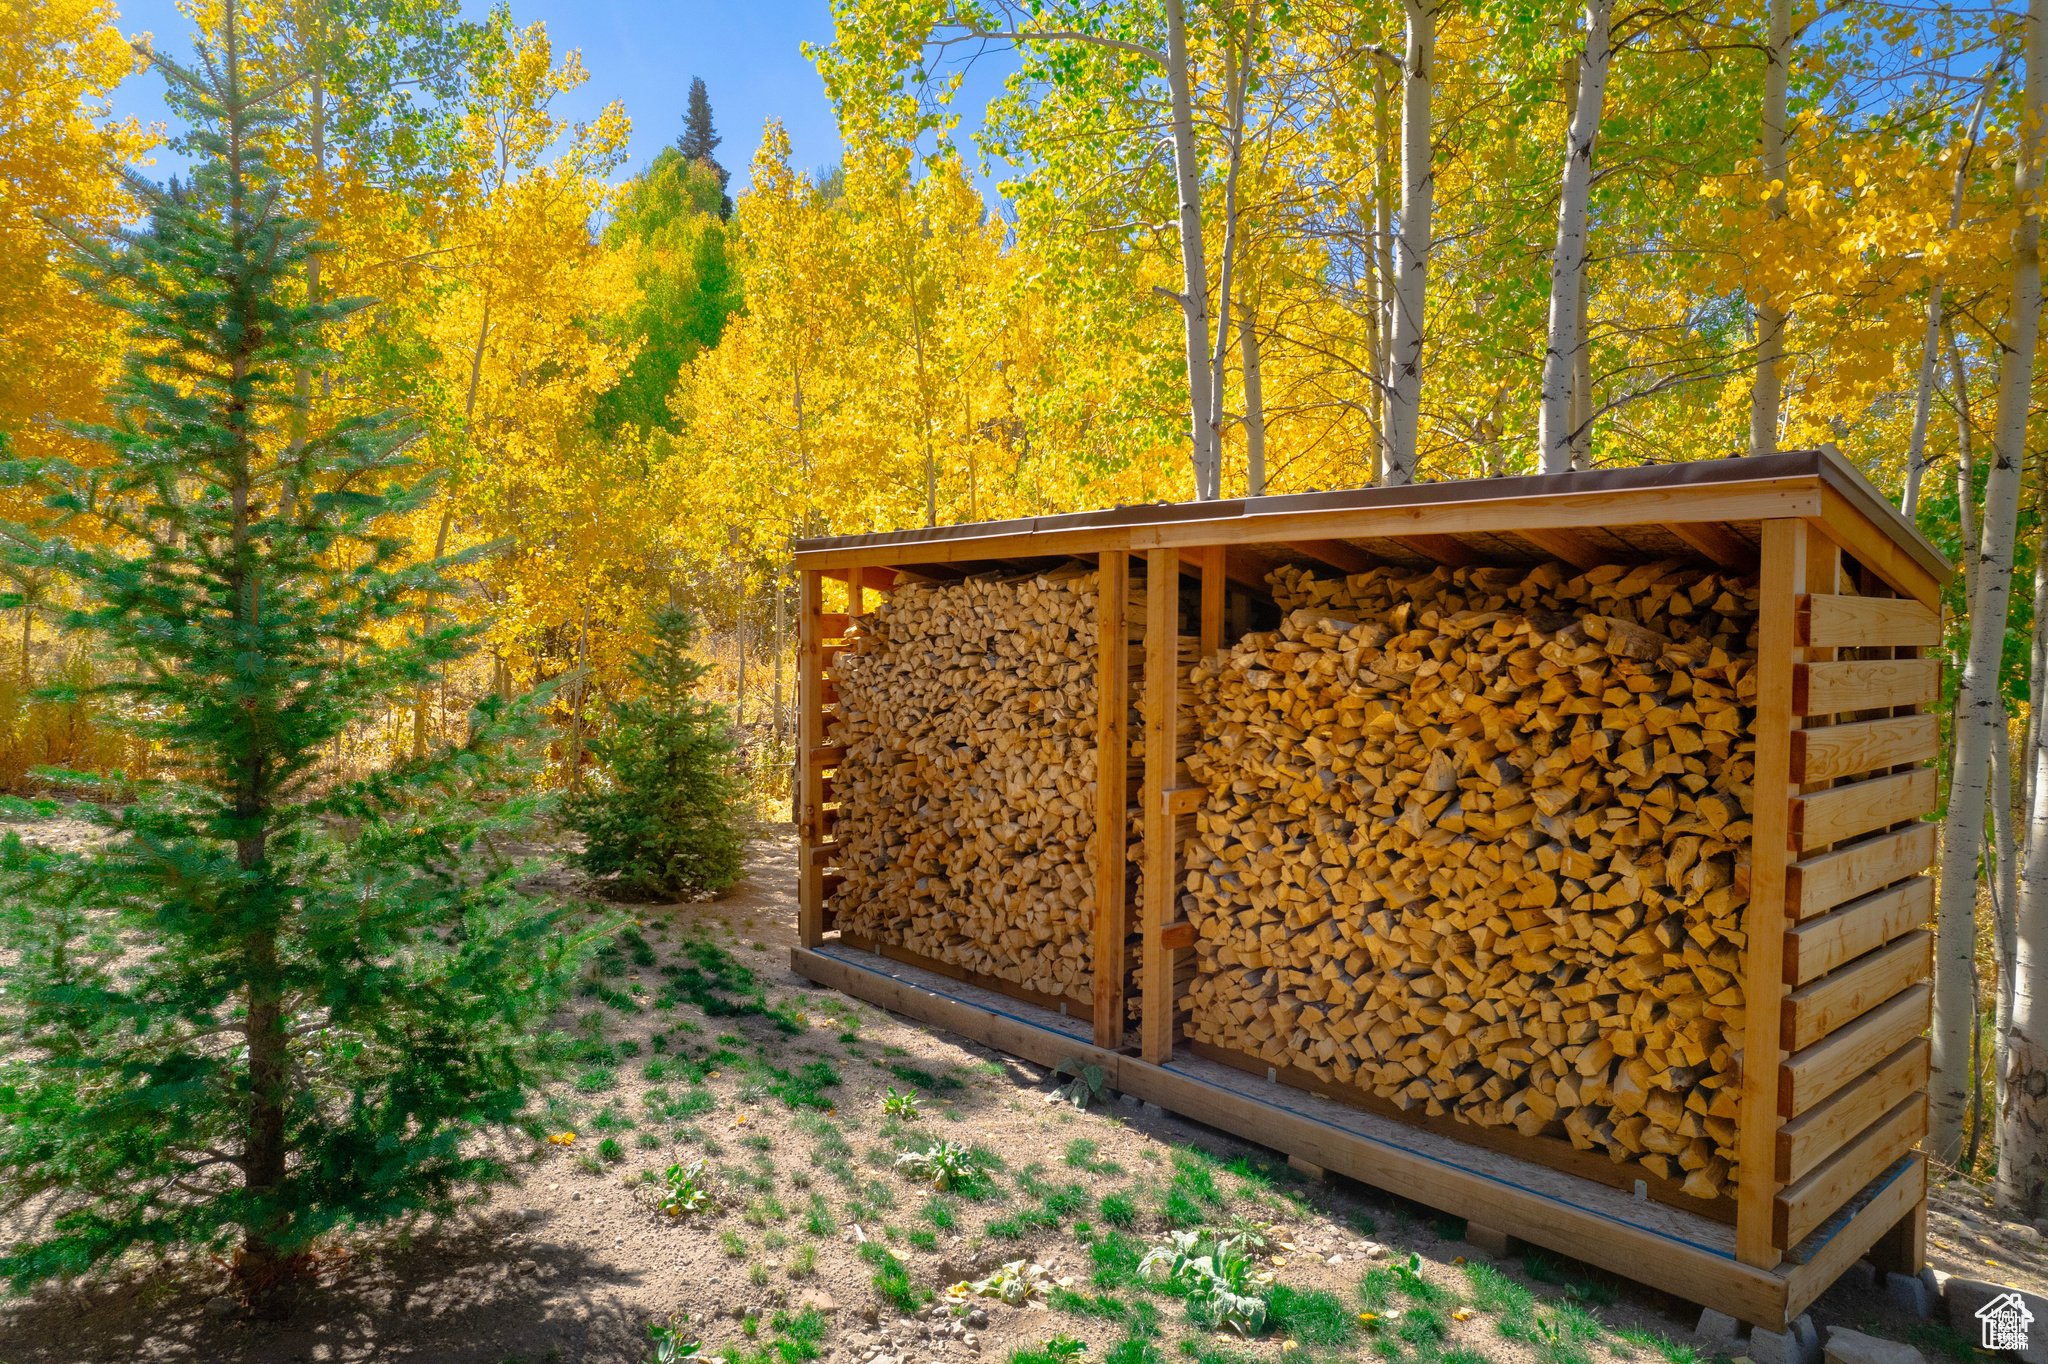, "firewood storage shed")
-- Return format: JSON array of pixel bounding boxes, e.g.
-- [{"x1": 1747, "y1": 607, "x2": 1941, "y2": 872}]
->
[{"x1": 787, "y1": 448, "x2": 1948, "y2": 1328}]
